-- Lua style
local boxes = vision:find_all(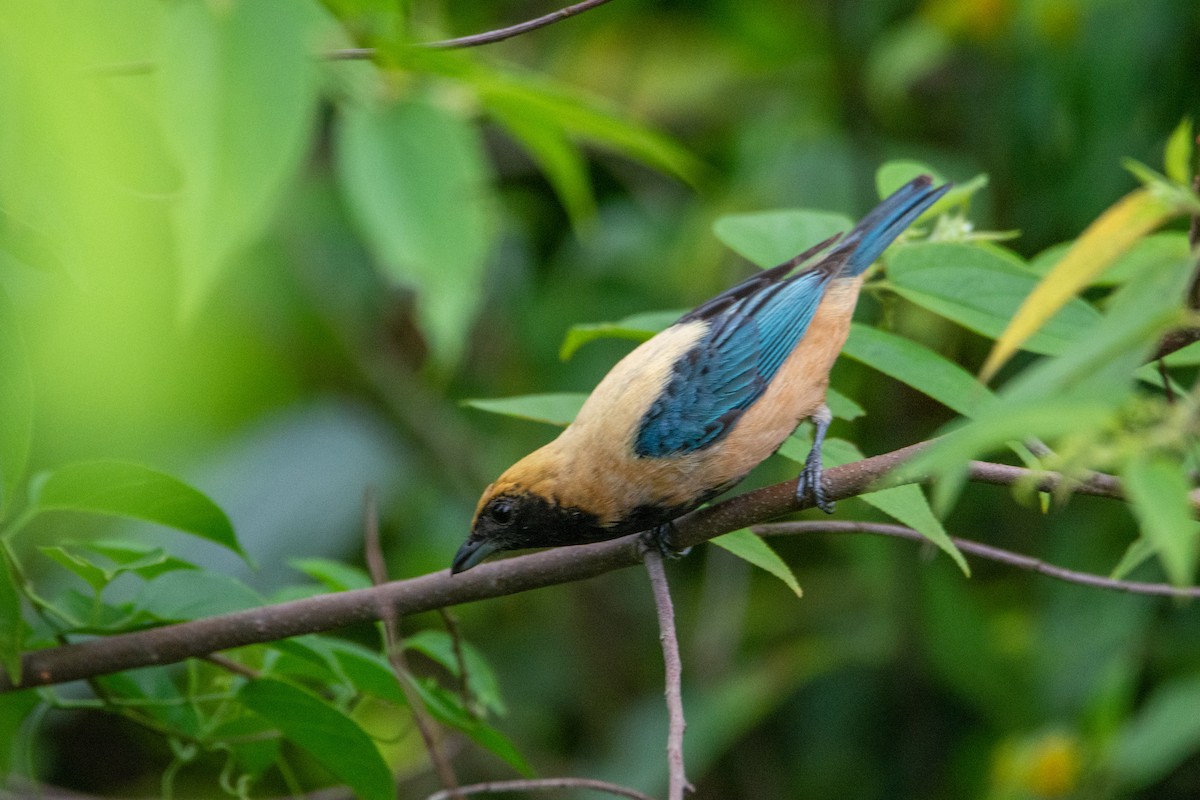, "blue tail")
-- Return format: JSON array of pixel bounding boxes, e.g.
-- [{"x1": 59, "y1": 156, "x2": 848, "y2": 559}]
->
[{"x1": 831, "y1": 175, "x2": 950, "y2": 277}]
